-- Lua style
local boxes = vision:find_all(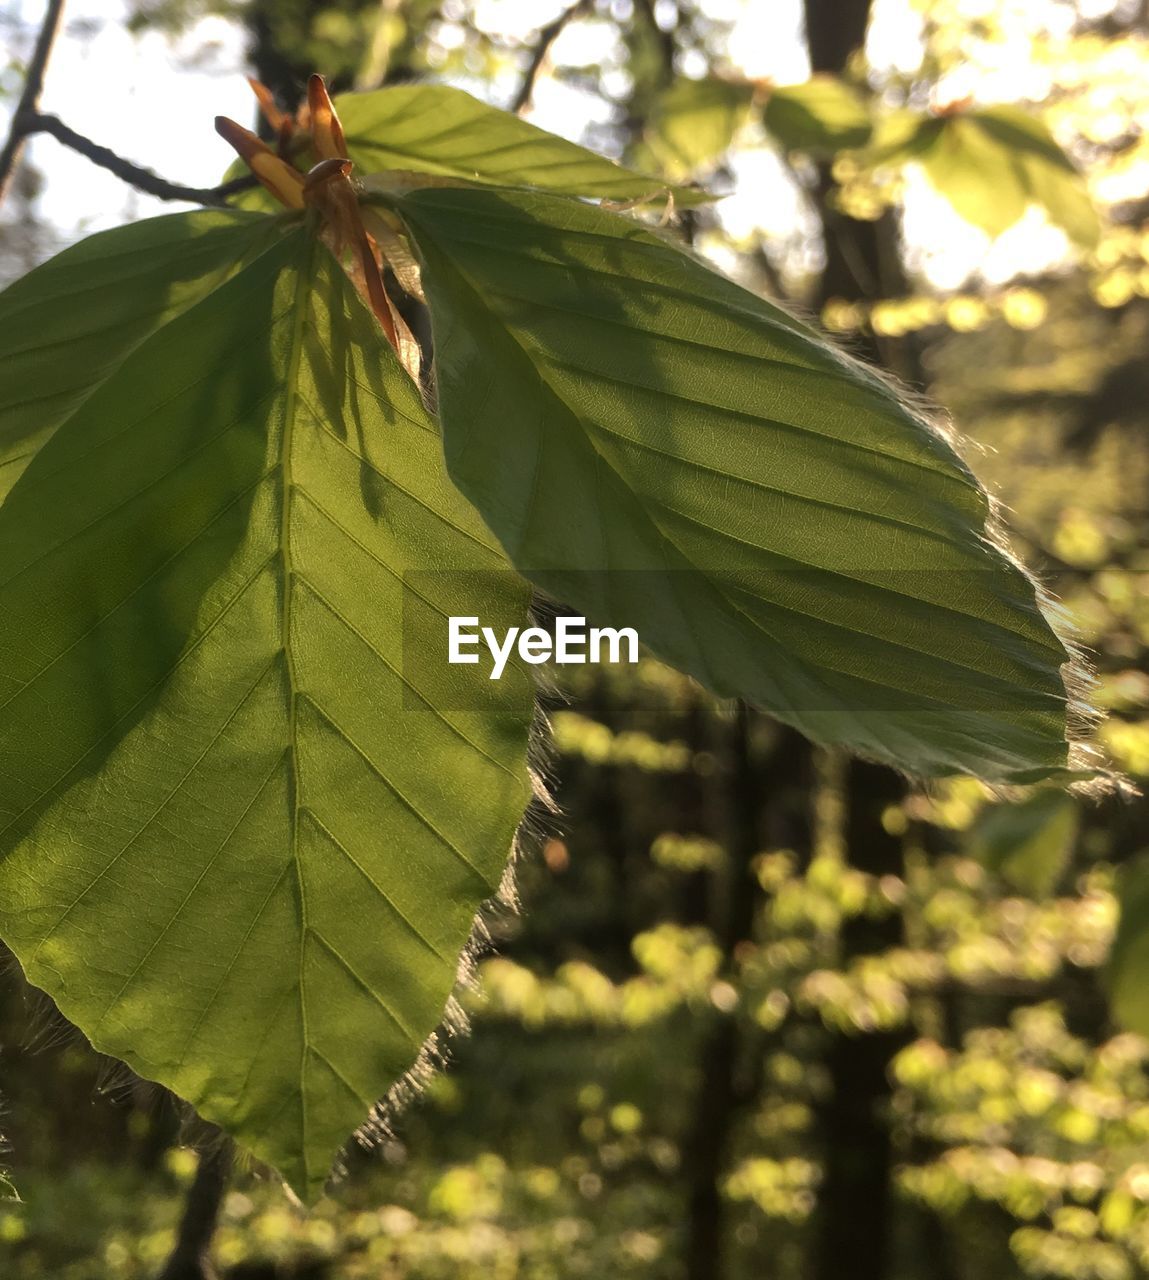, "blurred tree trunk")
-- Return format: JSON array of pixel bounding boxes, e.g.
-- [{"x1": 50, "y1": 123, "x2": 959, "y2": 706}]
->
[
  {"x1": 803, "y1": 5, "x2": 916, "y2": 1280},
  {"x1": 682, "y1": 713, "x2": 813, "y2": 1280},
  {"x1": 157, "y1": 1138, "x2": 233, "y2": 1280}
]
